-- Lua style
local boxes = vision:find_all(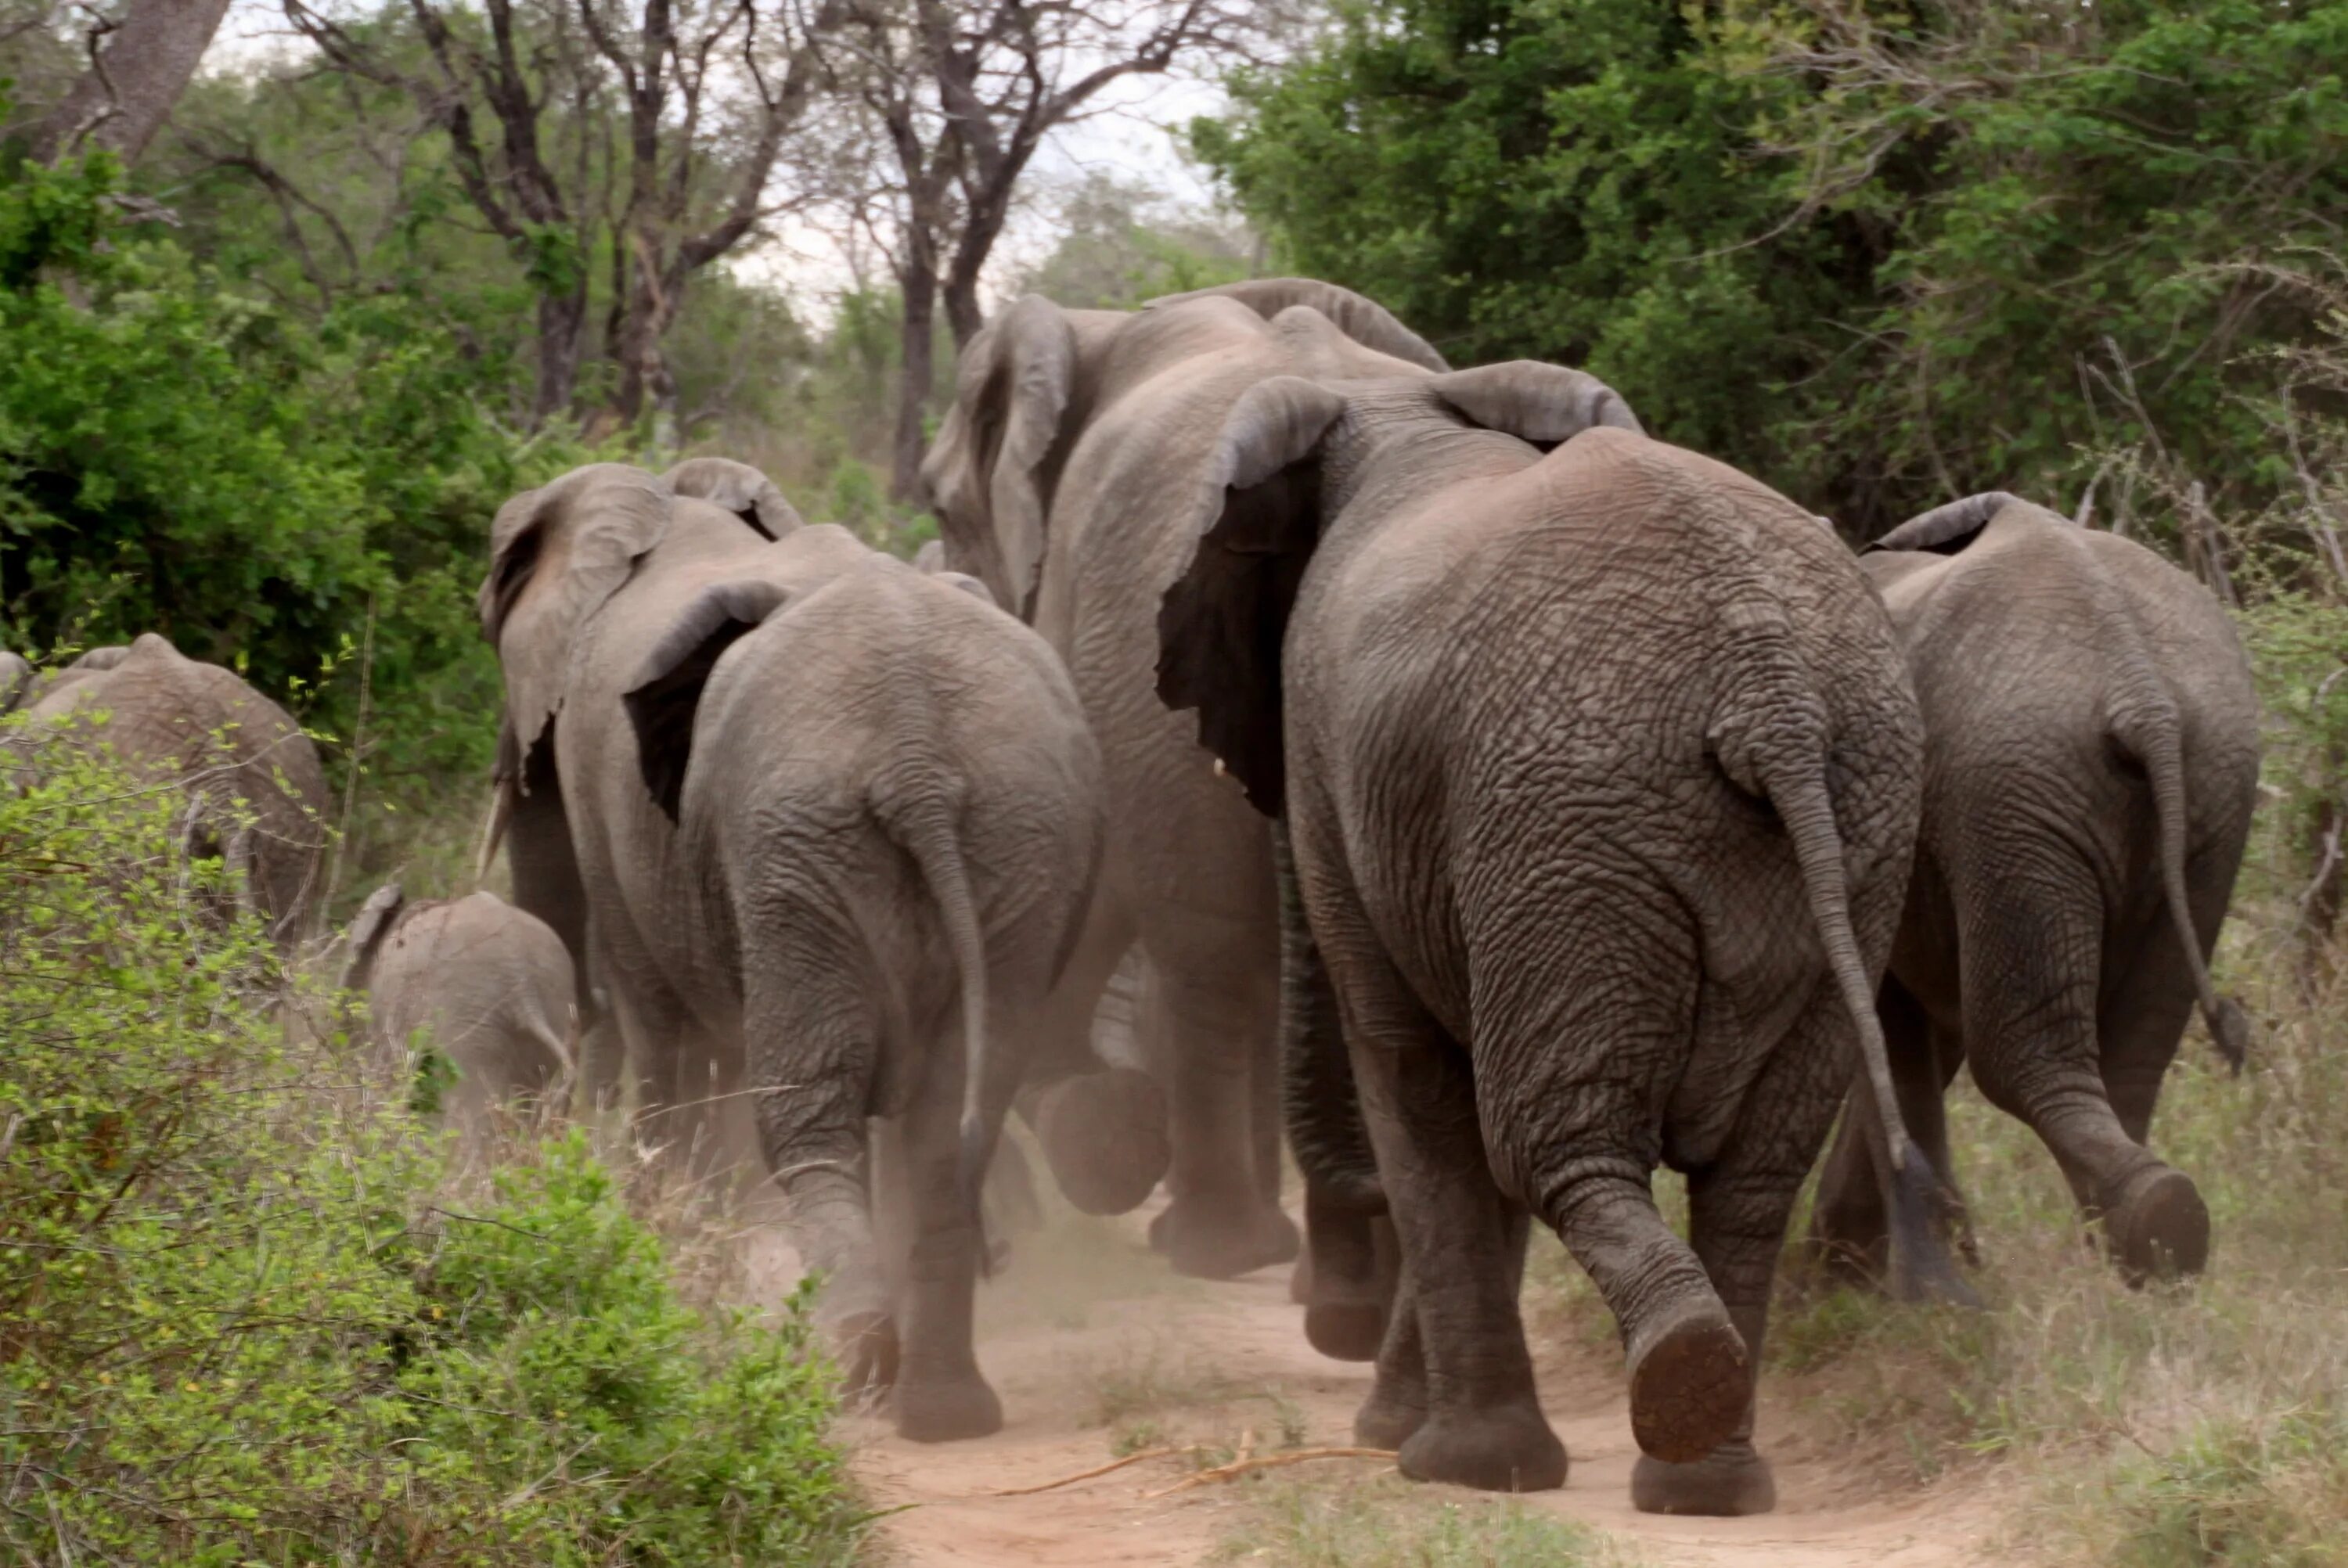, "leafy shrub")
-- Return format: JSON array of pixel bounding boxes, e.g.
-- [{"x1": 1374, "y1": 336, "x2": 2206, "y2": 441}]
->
[{"x1": 0, "y1": 734, "x2": 863, "y2": 1564}]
